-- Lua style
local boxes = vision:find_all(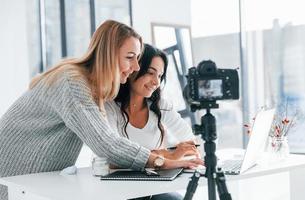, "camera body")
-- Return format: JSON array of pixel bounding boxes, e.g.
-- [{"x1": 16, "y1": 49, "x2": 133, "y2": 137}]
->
[{"x1": 184, "y1": 60, "x2": 239, "y2": 107}]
